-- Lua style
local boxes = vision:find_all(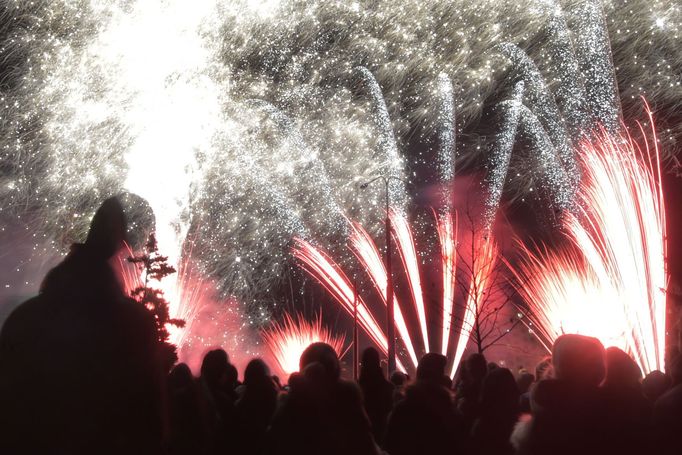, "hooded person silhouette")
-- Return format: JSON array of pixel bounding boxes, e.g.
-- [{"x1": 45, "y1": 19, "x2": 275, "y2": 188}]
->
[
  {"x1": 386, "y1": 353, "x2": 463, "y2": 455},
  {"x1": 265, "y1": 342, "x2": 378, "y2": 455},
  {"x1": 0, "y1": 196, "x2": 164, "y2": 454},
  {"x1": 512, "y1": 334, "x2": 608, "y2": 455}
]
